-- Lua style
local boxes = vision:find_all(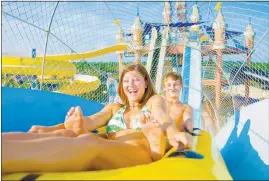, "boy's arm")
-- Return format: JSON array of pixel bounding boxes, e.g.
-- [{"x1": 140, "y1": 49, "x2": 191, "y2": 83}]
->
[
  {"x1": 148, "y1": 95, "x2": 192, "y2": 149},
  {"x1": 181, "y1": 105, "x2": 193, "y2": 132},
  {"x1": 148, "y1": 95, "x2": 178, "y2": 137}
]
